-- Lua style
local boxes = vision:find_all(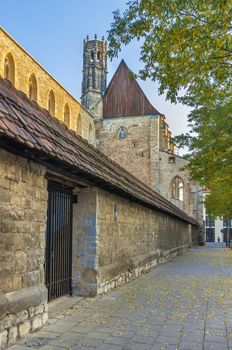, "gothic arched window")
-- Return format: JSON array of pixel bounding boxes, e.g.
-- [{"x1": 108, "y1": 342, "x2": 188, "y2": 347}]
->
[
  {"x1": 90, "y1": 50, "x2": 94, "y2": 61},
  {"x1": 48, "y1": 90, "x2": 55, "y2": 116},
  {"x1": 88, "y1": 123, "x2": 94, "y2": 144},
  {"x1": 4, "y1": 53, "x2": 15, "y2": 85},
  {"x1": 28, "y1": 73, "x2": 37, "y2": 102},
  {"x1": 64, "y1": 103, "x2": 70, "y2": 127},
  {"x1": 97, "y1": 51, "x2": 101, "y2": 61},
  {"x1": 77, "y1": 113, "x2": 82, "y2": 135},
  {"x1": 172, "y1": 176, "x2": 184, "y2": 201},
  {"x1": 118, "y1": 127, "x2": 127, "y2": 139}
]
